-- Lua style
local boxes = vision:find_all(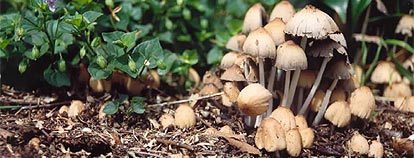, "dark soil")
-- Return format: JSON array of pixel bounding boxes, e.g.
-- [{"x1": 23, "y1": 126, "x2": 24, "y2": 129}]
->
[{"x1": 0, "y1": 85, "x2": 413, "y2": 158}]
